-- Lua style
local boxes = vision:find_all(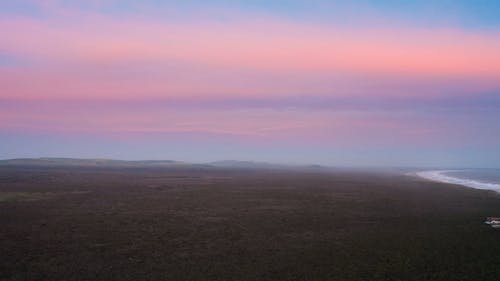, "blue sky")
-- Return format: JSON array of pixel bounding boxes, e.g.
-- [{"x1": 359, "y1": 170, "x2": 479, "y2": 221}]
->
[{"x1": 2, "y1": 1, "x2": 500, "y2": 28}]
